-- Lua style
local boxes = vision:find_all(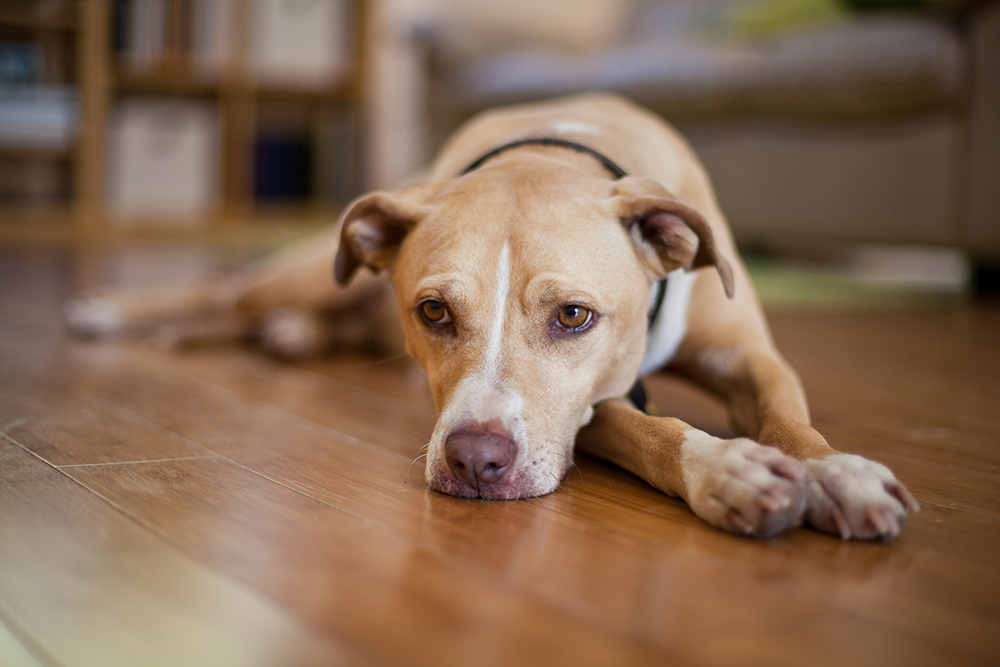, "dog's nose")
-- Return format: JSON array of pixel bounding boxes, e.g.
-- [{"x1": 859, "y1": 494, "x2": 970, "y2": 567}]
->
[{"x1": 445, "y1": 428, "x2": 517, "y2": 488}]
